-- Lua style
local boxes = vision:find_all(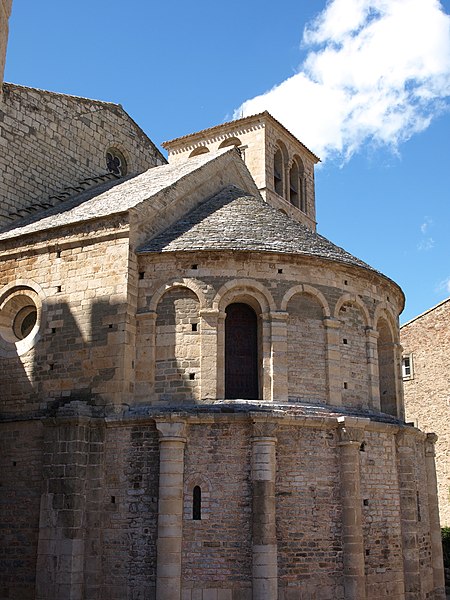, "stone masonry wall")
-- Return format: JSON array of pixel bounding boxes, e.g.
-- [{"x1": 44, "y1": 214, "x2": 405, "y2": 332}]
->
[
  {"x1": 0, "y1": 219, "x2": 132, "y2": 415},
  {"x1": 401, "y1": 298, "x2": 450, "y2": 526},
  {"x1": 0, "y1": 84, "x2": 165, "y2": 228},
  {"x1": 0, "y1": 420, "x2": 43, "y2": 600},
  {"x1": 287, "y1": 293, "x2": 327, "y2": 402}
]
